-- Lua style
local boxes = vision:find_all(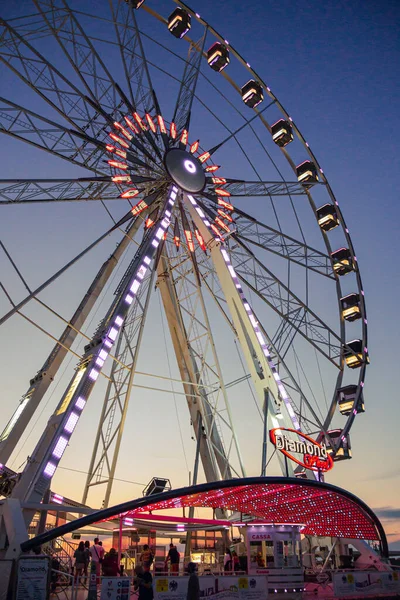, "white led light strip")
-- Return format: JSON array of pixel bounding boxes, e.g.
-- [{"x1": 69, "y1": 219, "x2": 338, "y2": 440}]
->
[
  {"x1": 188, "y1": 194, "x2": 301, "y2": 432},
  {"x1": 41, "y1": 187, "x2": 177, "y2": 482}
]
